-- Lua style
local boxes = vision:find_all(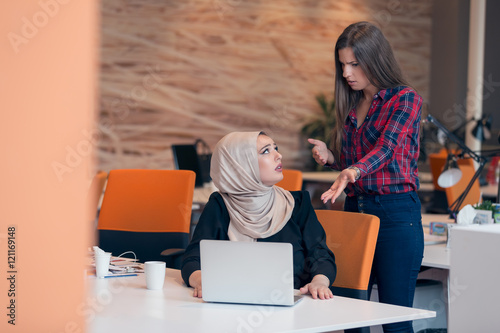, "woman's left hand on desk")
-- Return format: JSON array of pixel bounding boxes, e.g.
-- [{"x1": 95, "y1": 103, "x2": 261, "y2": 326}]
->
[
  {"x1": 189, "y1": 270, "x2": 203, "y2": 298},
  {"x1": 299, "y1": 274, "x2": 333, "y2": 300}
]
